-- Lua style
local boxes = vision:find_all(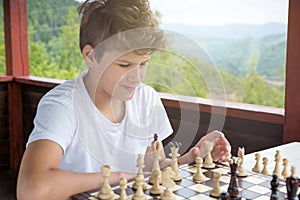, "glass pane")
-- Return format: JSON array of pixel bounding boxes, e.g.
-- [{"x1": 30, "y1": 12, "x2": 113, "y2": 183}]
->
[
  {"x1": 0, "y1": 0, "x2": 5, "y2": 75},
  {"x1": 149, "y1": 0, "x2": 288, "y2": 108},
  {"x1": 27, "y1": 0, "x2": 82, "y2": 80}
]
